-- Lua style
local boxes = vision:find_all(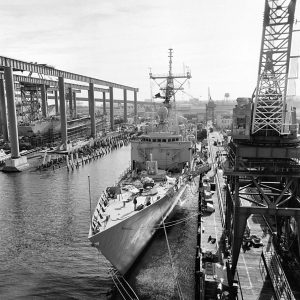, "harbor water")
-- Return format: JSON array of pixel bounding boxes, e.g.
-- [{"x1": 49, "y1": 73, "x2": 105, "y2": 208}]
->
[{"x1": 0, "y1": 145, "x2": 197, "y2": 299}]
